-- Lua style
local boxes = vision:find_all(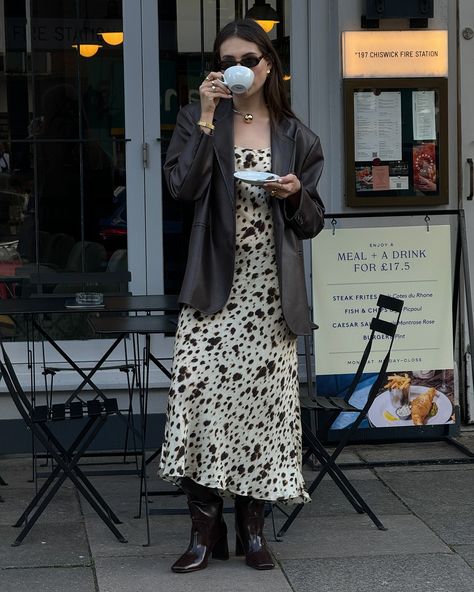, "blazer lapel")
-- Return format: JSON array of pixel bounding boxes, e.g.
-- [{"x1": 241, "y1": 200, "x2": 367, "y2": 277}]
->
[
  {"x1": 213, "y1": 101, "x2": 235, "y2": 204},
  {"x1": 271, "y1": 120, "x2": 296, "y2": 245},
  {"x1": 271, "y1": 120, "x2": 295, "y2": 178}
]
